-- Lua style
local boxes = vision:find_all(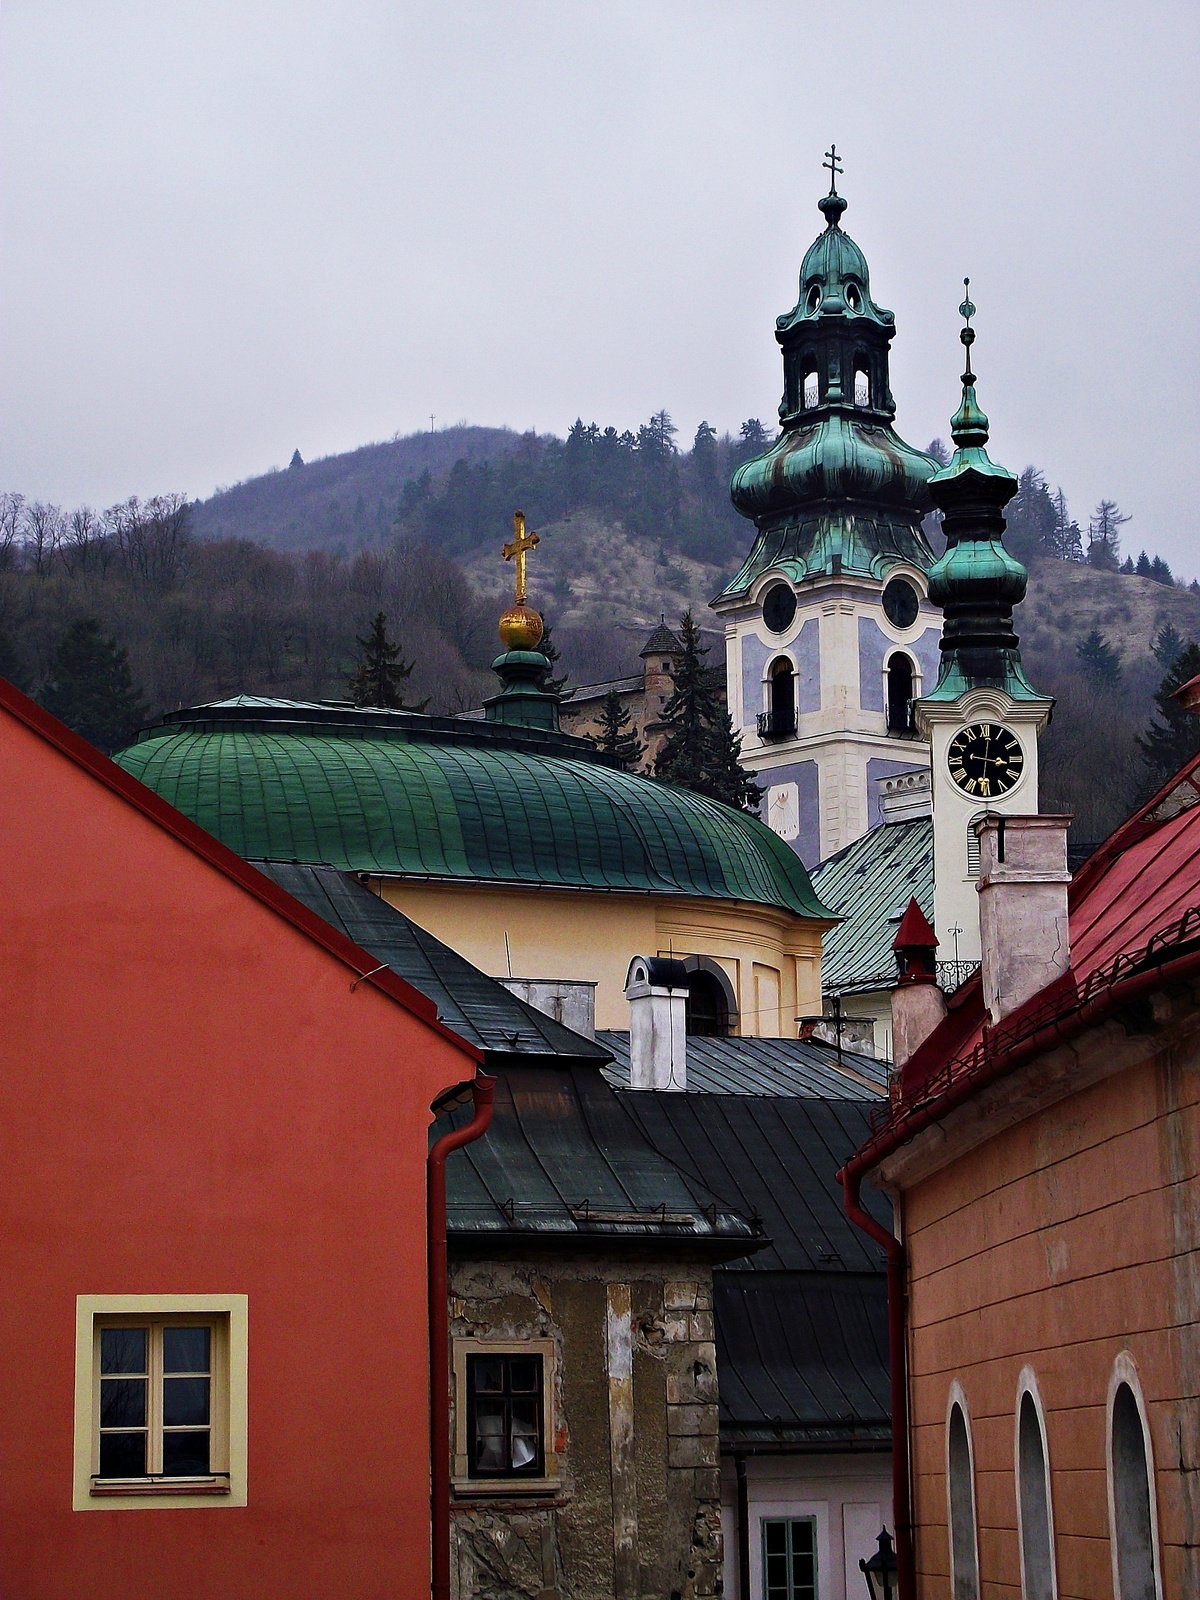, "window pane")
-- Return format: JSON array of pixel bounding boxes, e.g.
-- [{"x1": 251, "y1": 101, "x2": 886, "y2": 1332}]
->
[
  {"x1": 162, "y1": 1430, "x2": 210, "y2": 1477},
  {"x1": 163, "y1": 1376, "x2": 210, "y2": 1428},
  {"x1": 100, "y1": 1377, "x2": 147, "y2": 1428},
  {"x1": 507, "y1": 1358, "x2": 539, "y2": 1394},
  {"x1": 474, "y1": 1401, "x2": 506, "y2": 1470},
  {"x1": 471, "y1": 1358, "x2": 504, "y2": 1393},
  {"x1": 163, "y1": 1327, "x2": 210, "y2": 1374},
  {"x1": 101, "y1": 1328, "x2": 147, "y2": 1374},
  {"x1": 99, "y1": 1430, "x2": 146, "y2": 1478},
  {"x1": 510, "y1": 1399, "x2": 539, "y2": 1469}
]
